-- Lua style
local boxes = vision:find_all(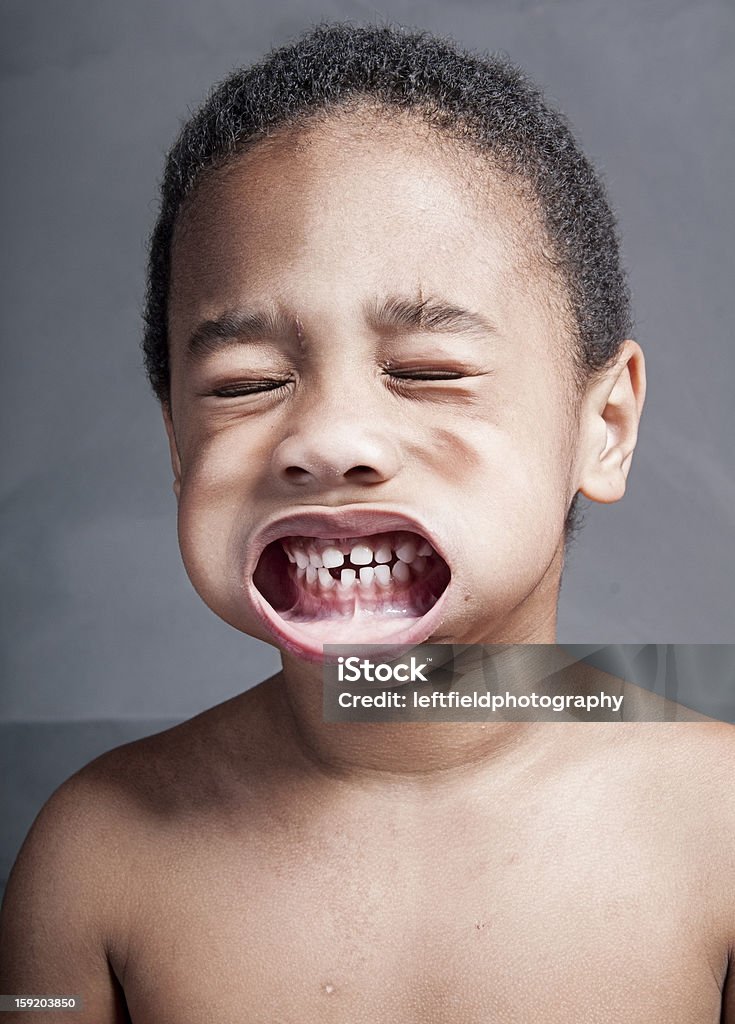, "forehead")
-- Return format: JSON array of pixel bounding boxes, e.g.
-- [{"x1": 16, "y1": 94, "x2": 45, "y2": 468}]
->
[{"x1": 168, "y1": 113, "x2": 568, "y2": 363}]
